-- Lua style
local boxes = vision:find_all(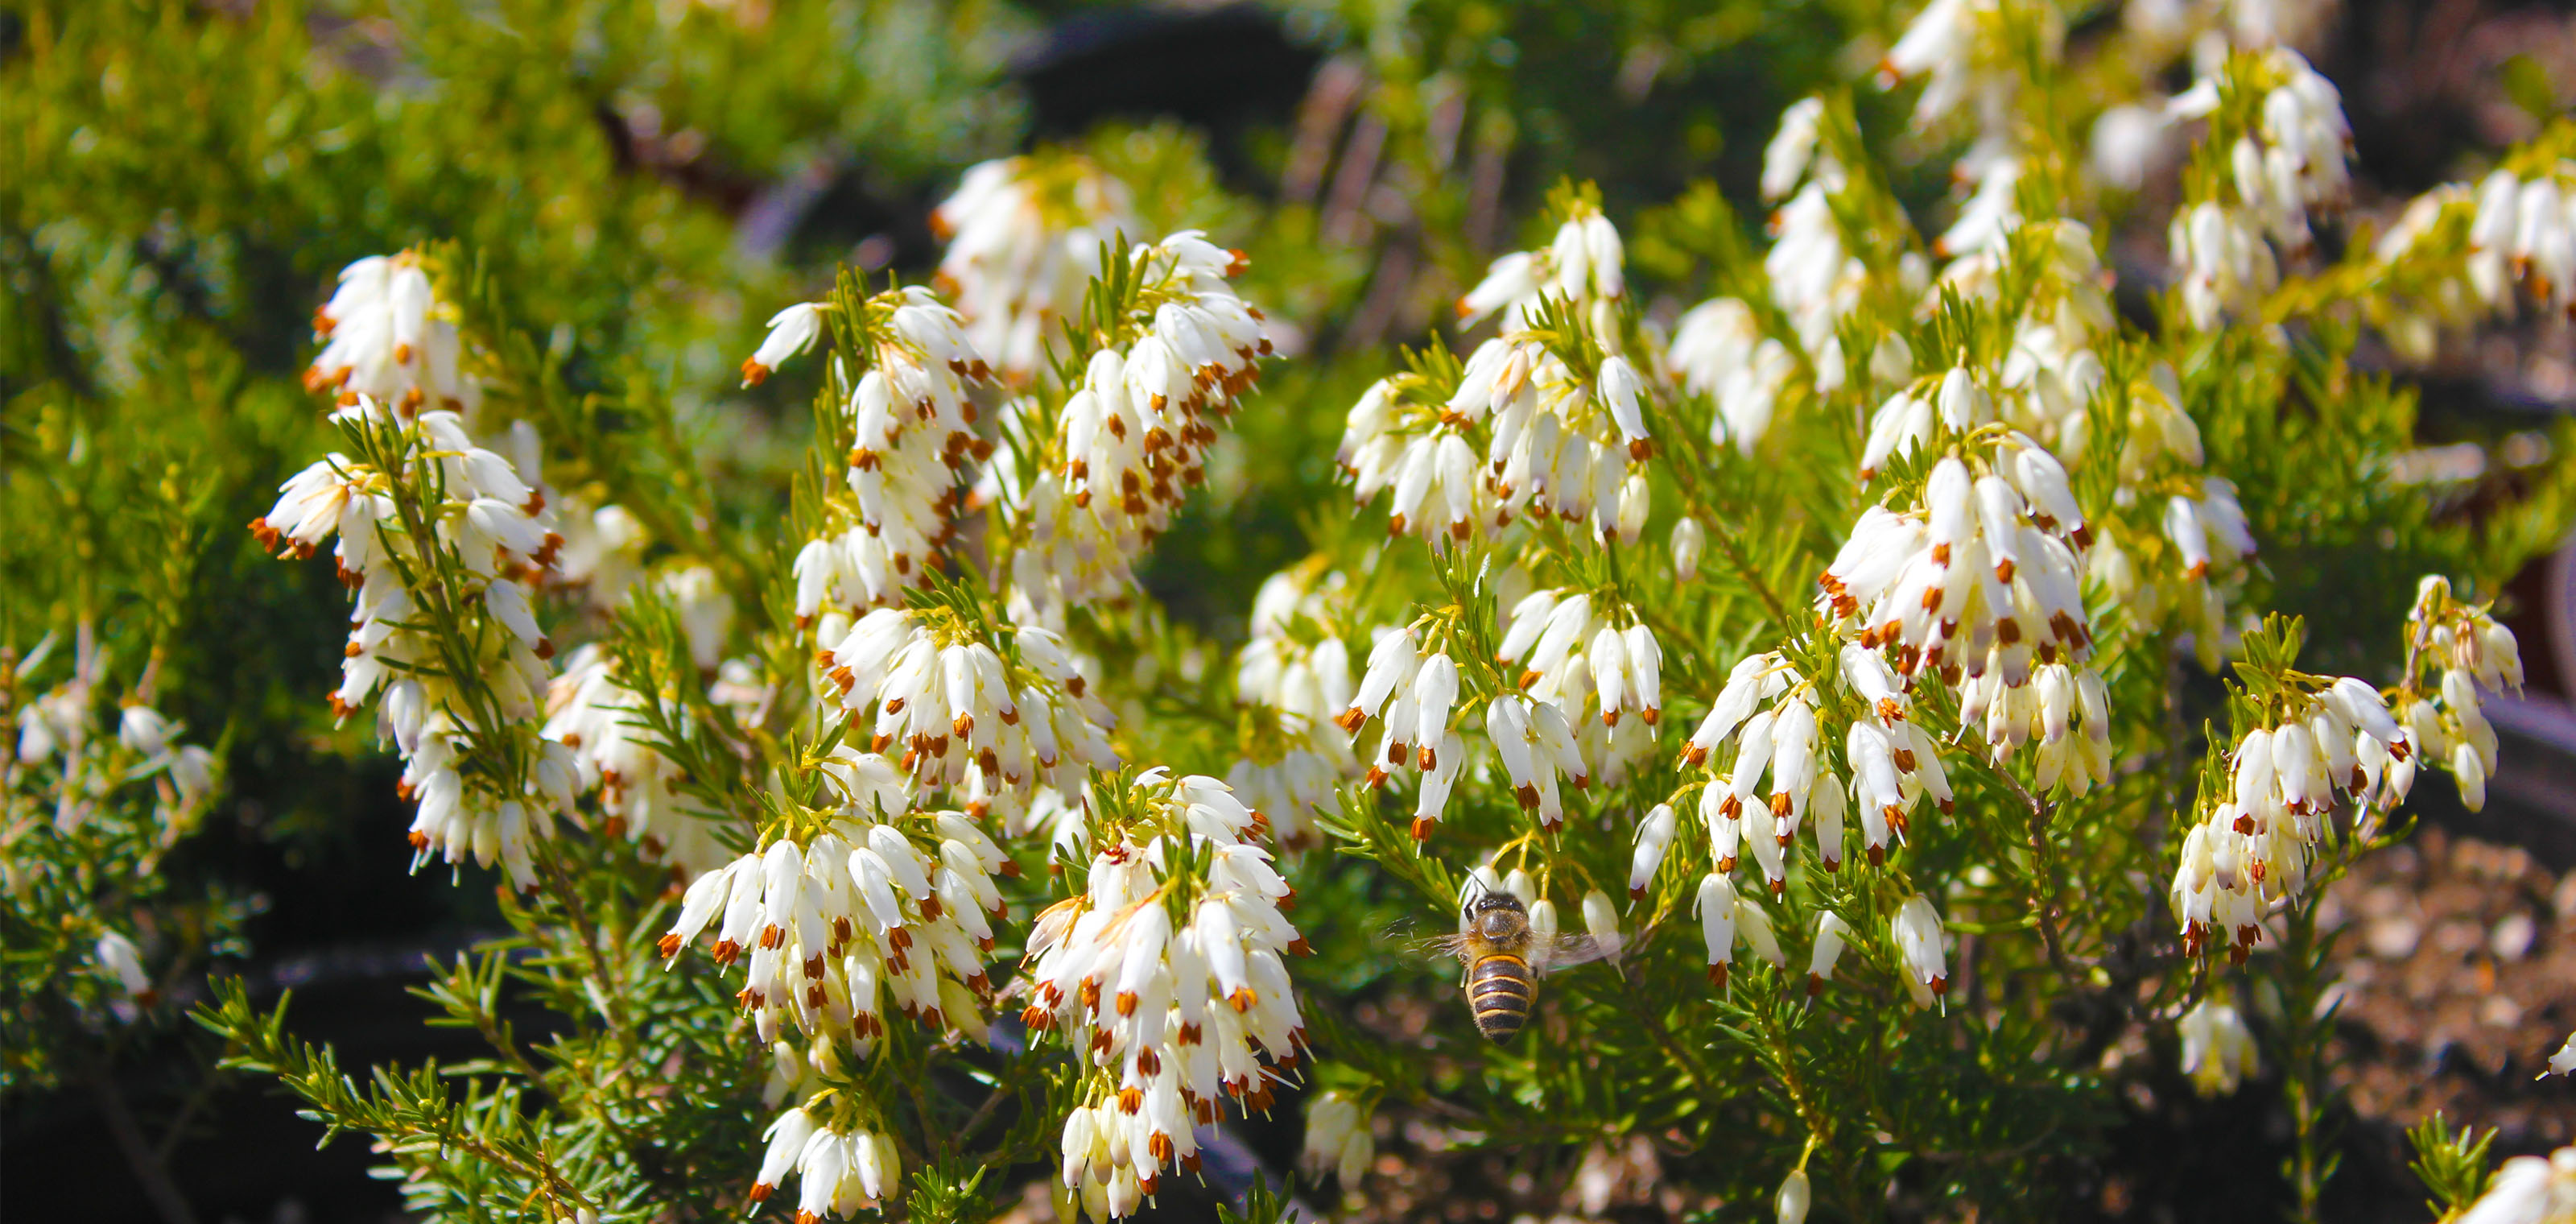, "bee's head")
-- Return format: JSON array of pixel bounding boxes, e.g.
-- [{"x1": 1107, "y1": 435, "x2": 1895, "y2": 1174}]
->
[
  {"x1": 1462, "y1": 885, "x2": 1529, "y2": 943},
  {"x1": 1459, "y1": 879, "x2": 1525, "y2": 922}
]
